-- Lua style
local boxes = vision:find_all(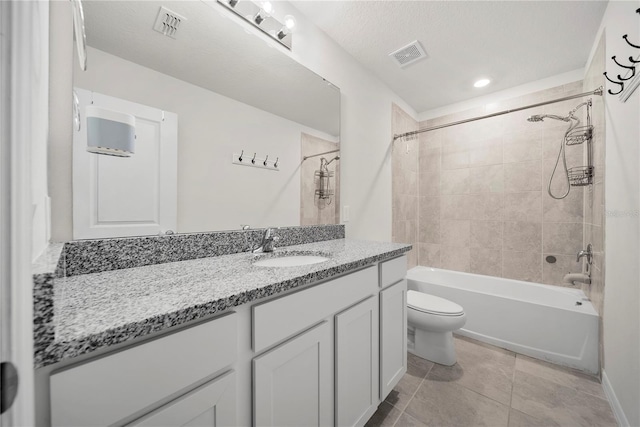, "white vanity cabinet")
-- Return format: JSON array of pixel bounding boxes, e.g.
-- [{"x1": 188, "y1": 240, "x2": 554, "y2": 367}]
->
[
  {"x1": 379, "y1": 257, "x2": 408, "y2": 399},
  {"x1": 44, "y1": 255, "x2": 408, "y2": 427},
  {"x1": 50, "y1": 313, "x2": 238, "y2": 427},
  {"x1": 335, "y1": 296, "x2": 379, "y2": 427},
  {"x1": 128, "y1": 370, "x2": 236, "y2": 427},
  {"x1": 253, "y1": 322, "x2": 333, "y2": 427}
]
